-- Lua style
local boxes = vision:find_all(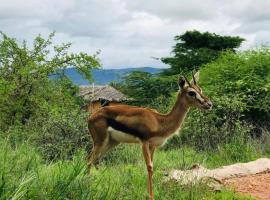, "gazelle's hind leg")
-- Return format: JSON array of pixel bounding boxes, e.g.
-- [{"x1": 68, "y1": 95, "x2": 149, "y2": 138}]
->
[
  {"x1": 87, "y1": 144, "x2": 103, "y2": 172},
  {"x1": 87, "y1": 120, "x2": 119, "y2": 173},
  {"x1": 87, "y1": 118, "x2": 108, "y2": 173},
  {"x1": 87, "y1": 138, "x2": 119, "y2": 173},
  {"x1": 95, "y1": 138, "x2": 119, "y2": 165}
]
